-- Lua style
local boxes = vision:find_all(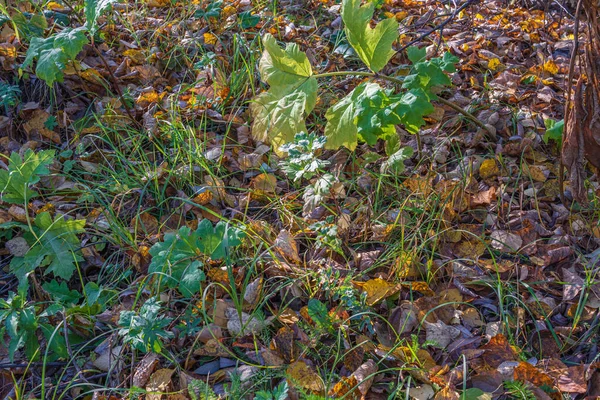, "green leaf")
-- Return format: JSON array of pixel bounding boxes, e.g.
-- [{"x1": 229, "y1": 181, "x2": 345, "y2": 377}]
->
[
  {"x1": 280, "y1": 132, "x2": 329, "y2": 182},
  {"x1": 239, "y1": 11, "x2": 260, "y2": 29},
  {"x1": 118, "y1": 298, "x2": 173, "y2": 353},
  {"x1": 148, "y1": 226, "x2": 203, "y2": 296},
  {"x1": 0, "y1": 149, "x2": 54, "y2": 204},
  {"x1": 35, "y1": 47, "x2": 68, "y2": 86},
  {"x1": 196, "y1": 219, "x2": 245, "y2": 260},
  {"x1": 543, "y1": 118, "x2": 563, "y2": 144},
  {"x1": 407, "y1": 46, "x2": 426, "y2": 63},
  {"x1": 10, "y1": 212, "x2": 85, "y2": 285},
  {"x1": 402, "y1": 51, "x2": 458, "y2": 99},
  {"x1": 307, "y1": 298, "x2": 331, "y2": 330},
  {"x1": 385, "y1": 88, "x2": 435, "y2": 134},
  {"x1": 23, "y1": 27, "x2": 88, "y2": 86},
  {"x1": 54, "y1": 26, "x2": 88, "y2": 59},
  {"x1": 148, "y1": 221, "x2": 243, "y2": 296},
  {"x1": 380, "y1": 146, "x2": 413, "y2": 174},
  {"x1": 259, "y1": 34, "x2": 314, "y2": 91},
  {"x1": 42, "y1": 280, "x2": 81, "y2": 305},
  {"x1": 194, "y1": 0, "x2": 222, "y2": 19},
  {"x1": 355, "y1": 85, "x2": 397, "y2": 144},
  {"x1": 324, "y1": 82, "x2": 382, "y2": 150},
  {"x1": 252, "y1": 34, "x2": 317, "y2": 154},
  {"x1": 85, "y1": 0, "x2": 118, "y2": 33},
  {"x1": 341, "y1": 0, "x2": 399, "y2": 72},
  {"x1": 251, "y1": 85, "x2": 315, "y2": 152}
]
